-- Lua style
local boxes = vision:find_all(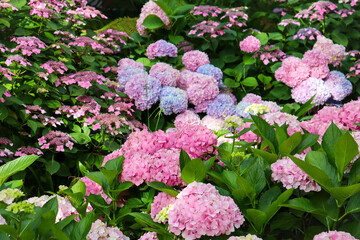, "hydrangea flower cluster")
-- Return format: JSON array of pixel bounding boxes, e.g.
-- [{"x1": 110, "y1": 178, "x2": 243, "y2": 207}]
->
[
  {"x1": 136, "y1": 0, "x2": 170, "y2": 35},
  {"x1": 174, "y1": 110, "x2": 202, "y2": 129},
  {"x1": 339, "y1": 98, "x2": 360, "y2": 131},
  {"x1": 302, "y1": 49, "x2": 329, "y2": 79},
  {"x1": 0, "y1": 0, "x2": 17, "y2": 10},
  {"x1": 55, "y1": 71, "x2": 106, "y2": 89},
  {"x1": 271, "y1": 154, "x2": 321, "y2": 192},
  {"x1": 196, "y1": 64, "x2": 223, "y2": 86},
  {"x1": 177, "y1": 40, "x2": 194, "y2": 53},
  {"x1": 0, "y1": 188, "x2": 24, "y2": 204},
  {"x1": 10, "y1": 36, "x2": 47, "y2": 56},
  {"x1": 5, "y1": 55, "x2": 32, "y2": 67},
  {"x1": 56, "y1": 99, "x2": 101, "y2": 119},
  {"x1": 146, "y1": 40, "x2": 177, "y2": 59},
  {"x1": 313, "y1": 231, "x2": 357, "y2": 240},
  {"x1": 324, "y1": 71, "x2": 353, "y2": 101},
  {"x1": 254, "y1": 45, "x2": 286, "y2": 65},
  {"x1": 150, "y1": 192, "x2": 176, "y2": 223},
  {"x1": 228, "y1": 234, "x2": 263, "y2": 240},
  {"x1": 85, "y1": 113, "x2": 132, "y2": 136},
  {"x1": 167, "y1": 182, "x2": 245, "y2": 239},
  {"x1": 190, "y1": 5, "x2": 222, "y2": 17},
  {"x1": 294, "y1": 1, "x2": 337, "y2": 21},
  {"x1": 117, "y1": 68, "x2": 147, "y2": 92},
  {"x1": 275, "y1": 56, "x2": 310, "y2": 88},
  {"x1": 14, "y1": 146, "x2": 43, "y2": 157},
  {"x1": 239, "y1": 36, "x2": 261, "y2": 53},
  {"x1": 293, "y1": 27, "x2": 322, "y2": 40},
  {"x1": 40, "y1": 61, "x2": 68, "y2": 77},
  {"x1": 87, "y1": 219, "x2": 129, "y2": 240},
  {"x1": 221, "y1": 7, "x2": 248, "y2": 27},
  {"x1": 182, "y1": 50, "x2": 210, "y2": 72},
  {"x1": 124, "y1": 74, "x2": 162, "y2": 111},
  {"x1": 291, "y1": 77, "x2": 331, "y2": 106},
  {"x1": 160, "y1": 86, "x2": 188, "y2": 115},
  {"x1": 138, "y1": 232, "x2": 159, "y2": 240},
  {"x1": 38, "y1": 131, "x2": 76, "y2": 152},
  {"x1": 189, "y1": 20, "x2": 228, "y2": 38},
  {"x1": 313, "y1": 36, "x2": 346, "y2": 67},
  {"x1": 263, "y1": 112, "x2": 302, "y2": 136},
  {"x1": 206, "y1": 94, "x2": 236, "y2": 119},
  {"x1": 149, "y1": 62, "x2": 180, "y2": 87},
  {"x1": 278, "y1": 19, "x2": 300, "y2": 27}
]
